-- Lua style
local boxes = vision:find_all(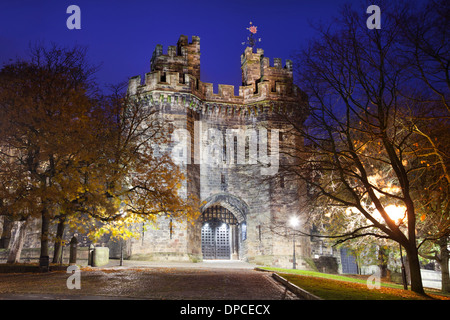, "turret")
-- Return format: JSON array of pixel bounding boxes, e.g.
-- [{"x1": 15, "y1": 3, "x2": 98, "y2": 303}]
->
[
  {"x1": 241, "y1": 46, "x2": 294, "y2": 95},
  {"x1": 150, "y1": 35, "x2": 201, "y2": 80}
]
